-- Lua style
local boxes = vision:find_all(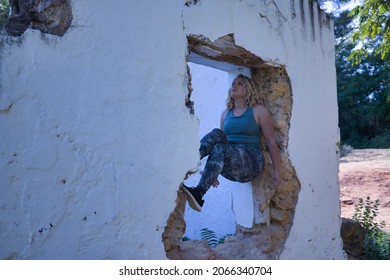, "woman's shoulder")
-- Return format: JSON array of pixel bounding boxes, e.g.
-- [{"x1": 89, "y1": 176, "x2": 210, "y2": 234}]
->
[
  {"x1": 221, "y1": 108, "x2": 230, "y2": 117},
  {"x1": 221, "y1": 108, "x2": 230, "y2": 121},
  {"x1": 220, "y1": 108, "x2": 230, "y2": 129},
  {"x1": 252, "y1": 104, "x2": 268, "y2": 114},
  {"x1": 252, "y1": 105, "x2": 272, "y2": 123}
]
